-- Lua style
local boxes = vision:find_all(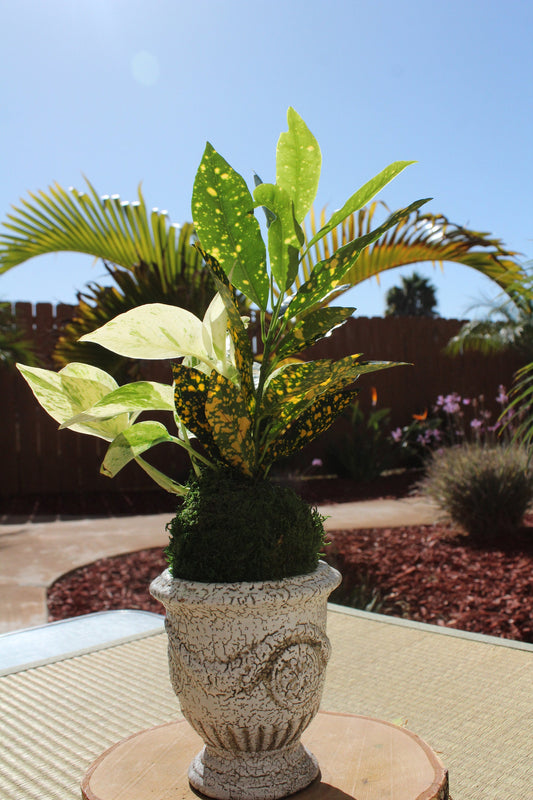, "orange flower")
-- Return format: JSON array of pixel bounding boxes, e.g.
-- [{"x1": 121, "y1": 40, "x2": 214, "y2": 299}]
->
[
  {"x1": 371, "y1": 387, "x2": 378, "y2": 407},
  {"x1": 412, "y1": 409, "x2": 428, "y2": 421}
]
